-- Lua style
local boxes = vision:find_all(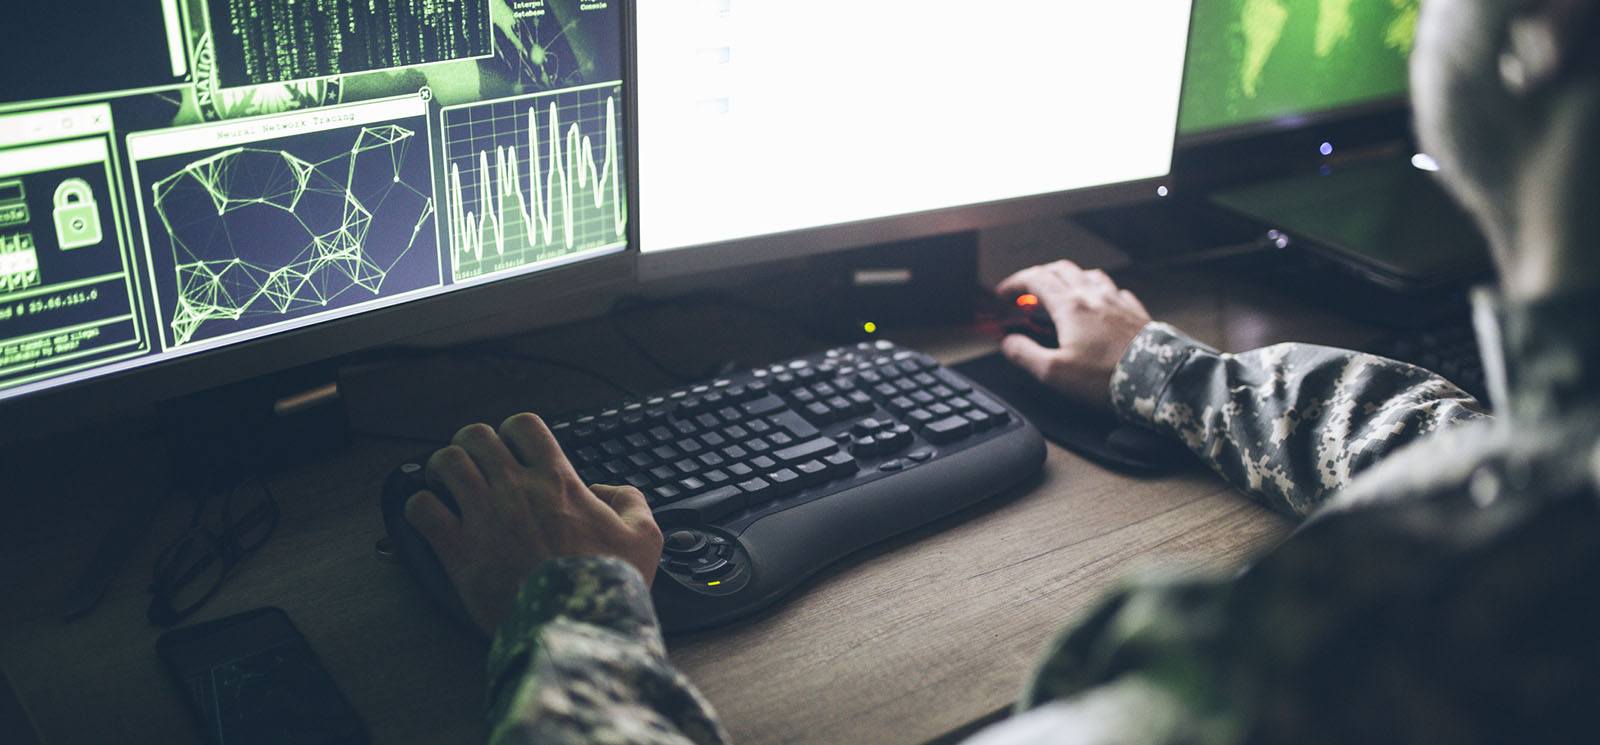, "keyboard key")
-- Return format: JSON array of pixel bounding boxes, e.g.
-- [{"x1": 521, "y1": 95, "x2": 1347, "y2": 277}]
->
[
  {"x1": 626, "y1": 473, "x2": 654, "y2": 490},
  {"x1": 724, "y1": 424, "x2": 750, "y2": 440},
  {"x1": 654, "y1": 485, "x2": 745, "y2": 523},
  {"x1": 628, "y1": 453, "x2": 655, "y2": 469},
  {"x1": 699, "y1": 431, "x2": 727, "y2": 447},
  {"x1": 703, "y1": 469, "x2": 731, "y2": 485},
  {"x1": 696, "y1": 413, "x2": 720, "y2": 429},
  {"x1": 722, "y1": 444, "x2": 749, "y2": 460},
  {"x1": 923, "y1": 415, "x2": 972, "y2": 443},
  {"x1": 679, "y1": 439, "x2": 705, "y2": 454},
  {"x1": 768, "y1": 431, "x2": 794, "y2": 447},
  {"x1": 775, "y1": 436, "x2": 839, "y2": 464},
  {"x1": 804, "y1": 402, "x2": 832, "y2": 422},
  {"x1": 746, "y1": 437, "x2": 771, "y2": 453},
  {"x1": 746, "y1": 419, "x2": 772, "y2": 434},
  {"x1": 935, "y1": 370, "x2": 972, "y2": 393},
  {"x1": 697, "y1": 452, "x2": 726, "y2": 468},
  {"x1": 650, "y1": 465, "x2": 677, "y2": 481},
  {"x1": 770, "y1": 411, "x2": 820, "y2": 439},
  {"x1": 970, "y1": 393, "x2": 1009, "y2": 418},
  {"x1": 727, "y1": 462, "x2": 755, "y2": 477},
  {"x1": 964, "y1": 410, "x2": 994, "y2": 430},
  {"x1": 749, "y1": 455, "x2": 777, "y2": 470},
  {"x1": 678, "y1": 476, "x2": 708, "y2": 494},
  {"x1": 795, "y1": 459, "x2": 829, "y2": 484},
  {"x1": 648, "y1": 426, "x2": 674, "y2": 443},
  {"x1": 888, "y1": 397, "x2": 915, "y2": 414},
  {"x1": 673, "y1": 458, "x2": 700, "y2": 475},
  {"x1": 652, "y1": 484, "x2": 682, "y2": 504},
  {"x1": 625, "y1": 433, "x2": 651, "y2": 449},
  {"x1": 767, "y1": 468, "x2": 802, "y2": 494},
  {"x1": 907, "y1": 409, "x2": 935, "y2": 426},
  {"x1": 739, "y1": 477, "x2": 775, "y2": 503},
  {"x1": 823, "y1": 450, "x2": 858, "y2": 475},
  {"x1": 652, "y1": 445, "x2": 678, "y2": 461}
]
